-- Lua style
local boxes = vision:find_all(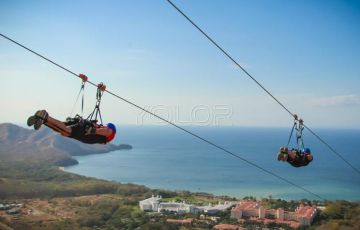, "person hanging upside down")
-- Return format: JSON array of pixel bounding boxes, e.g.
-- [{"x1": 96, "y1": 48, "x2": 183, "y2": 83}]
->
[
  {"x1": 277, "y1": 147, "x2": 313, "y2": 167},
  {"x1": 27, "y1": 110, "x2": 116, "y2": 144}
]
